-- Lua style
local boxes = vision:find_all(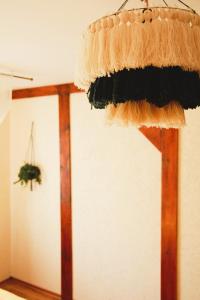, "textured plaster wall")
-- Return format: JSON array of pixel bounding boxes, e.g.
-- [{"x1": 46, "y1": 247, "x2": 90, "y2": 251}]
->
[
  {"x1": 0, "y1": 116, "x2": 10, "y2": 282},
  {"x1": 71, "y1": 93, "x2": 161, "y2": 300},
  {"x1": 10, "y1": 97, "x2": 61, "y2": 294},
  {"x1": 179, "y1": 109, "x2": 200, "y2": 300}
]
